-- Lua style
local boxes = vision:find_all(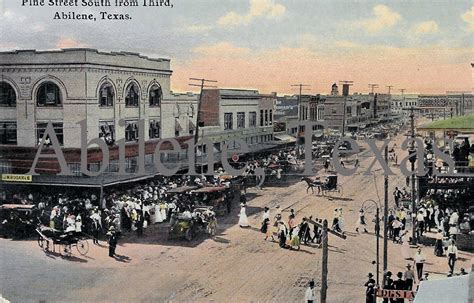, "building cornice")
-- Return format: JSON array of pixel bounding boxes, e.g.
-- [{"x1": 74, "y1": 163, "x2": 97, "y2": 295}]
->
[{"x1": 1, "y1": 63, "x2": 172, "y2": 76}]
